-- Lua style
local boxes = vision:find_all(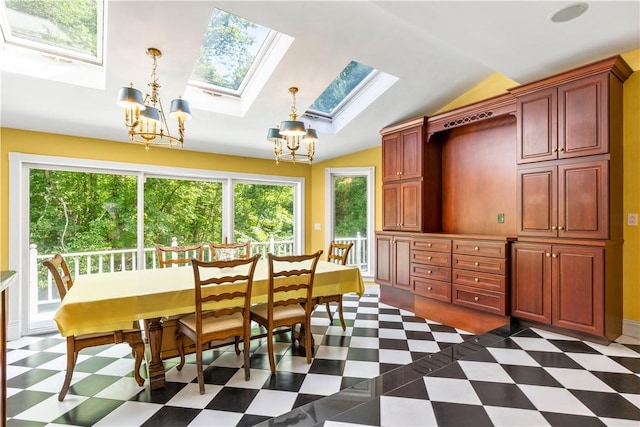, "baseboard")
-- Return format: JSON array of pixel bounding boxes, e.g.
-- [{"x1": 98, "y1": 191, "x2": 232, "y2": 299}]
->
[{"x1": 622, "y1": 318, "x2": 640, "y2": 339}]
